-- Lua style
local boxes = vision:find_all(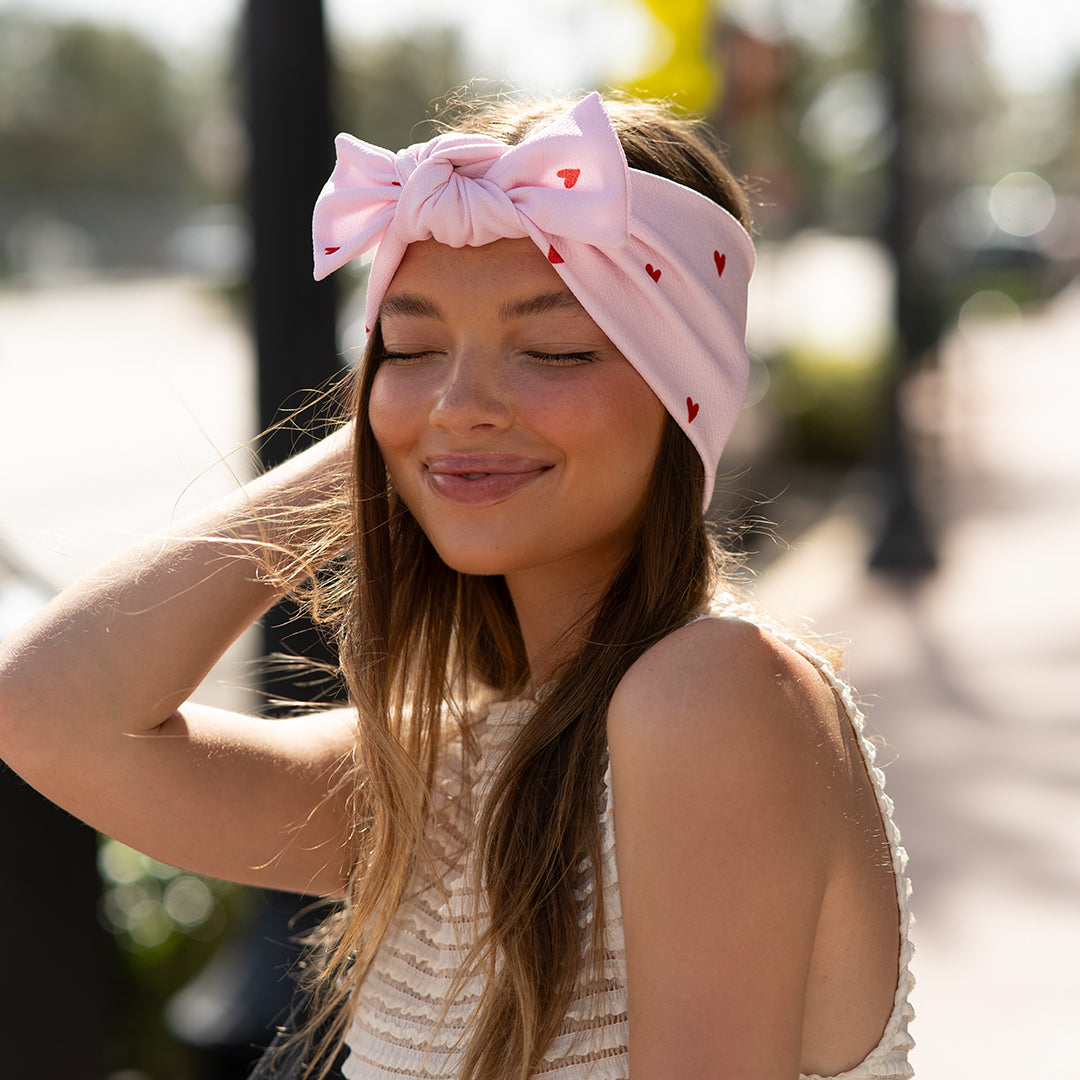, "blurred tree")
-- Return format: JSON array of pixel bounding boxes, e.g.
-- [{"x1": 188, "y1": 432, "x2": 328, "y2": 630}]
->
[
  {"x1": 0, "y1": 11, "x2": 194, "y2": 271},
  {"x1": 333, "y1": 26, "x2": 468, "y2": 150},
  {"x1": 0, "y1": 12, "x2": 186, "y2": 192}
]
